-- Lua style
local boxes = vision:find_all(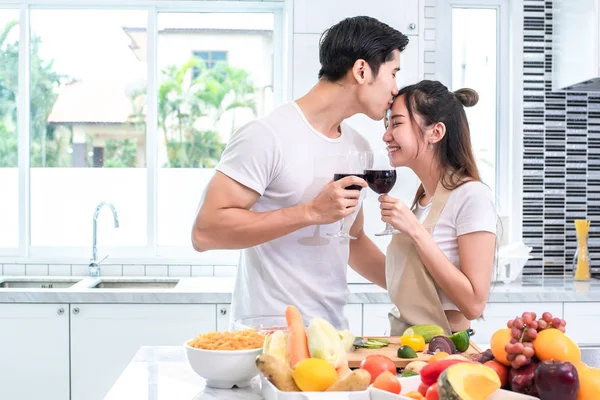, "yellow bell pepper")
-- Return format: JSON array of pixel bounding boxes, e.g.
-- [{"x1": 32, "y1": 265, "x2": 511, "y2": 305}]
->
[{"x1": 400, "y1": 334, "x2": 425, "y2": 352}]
